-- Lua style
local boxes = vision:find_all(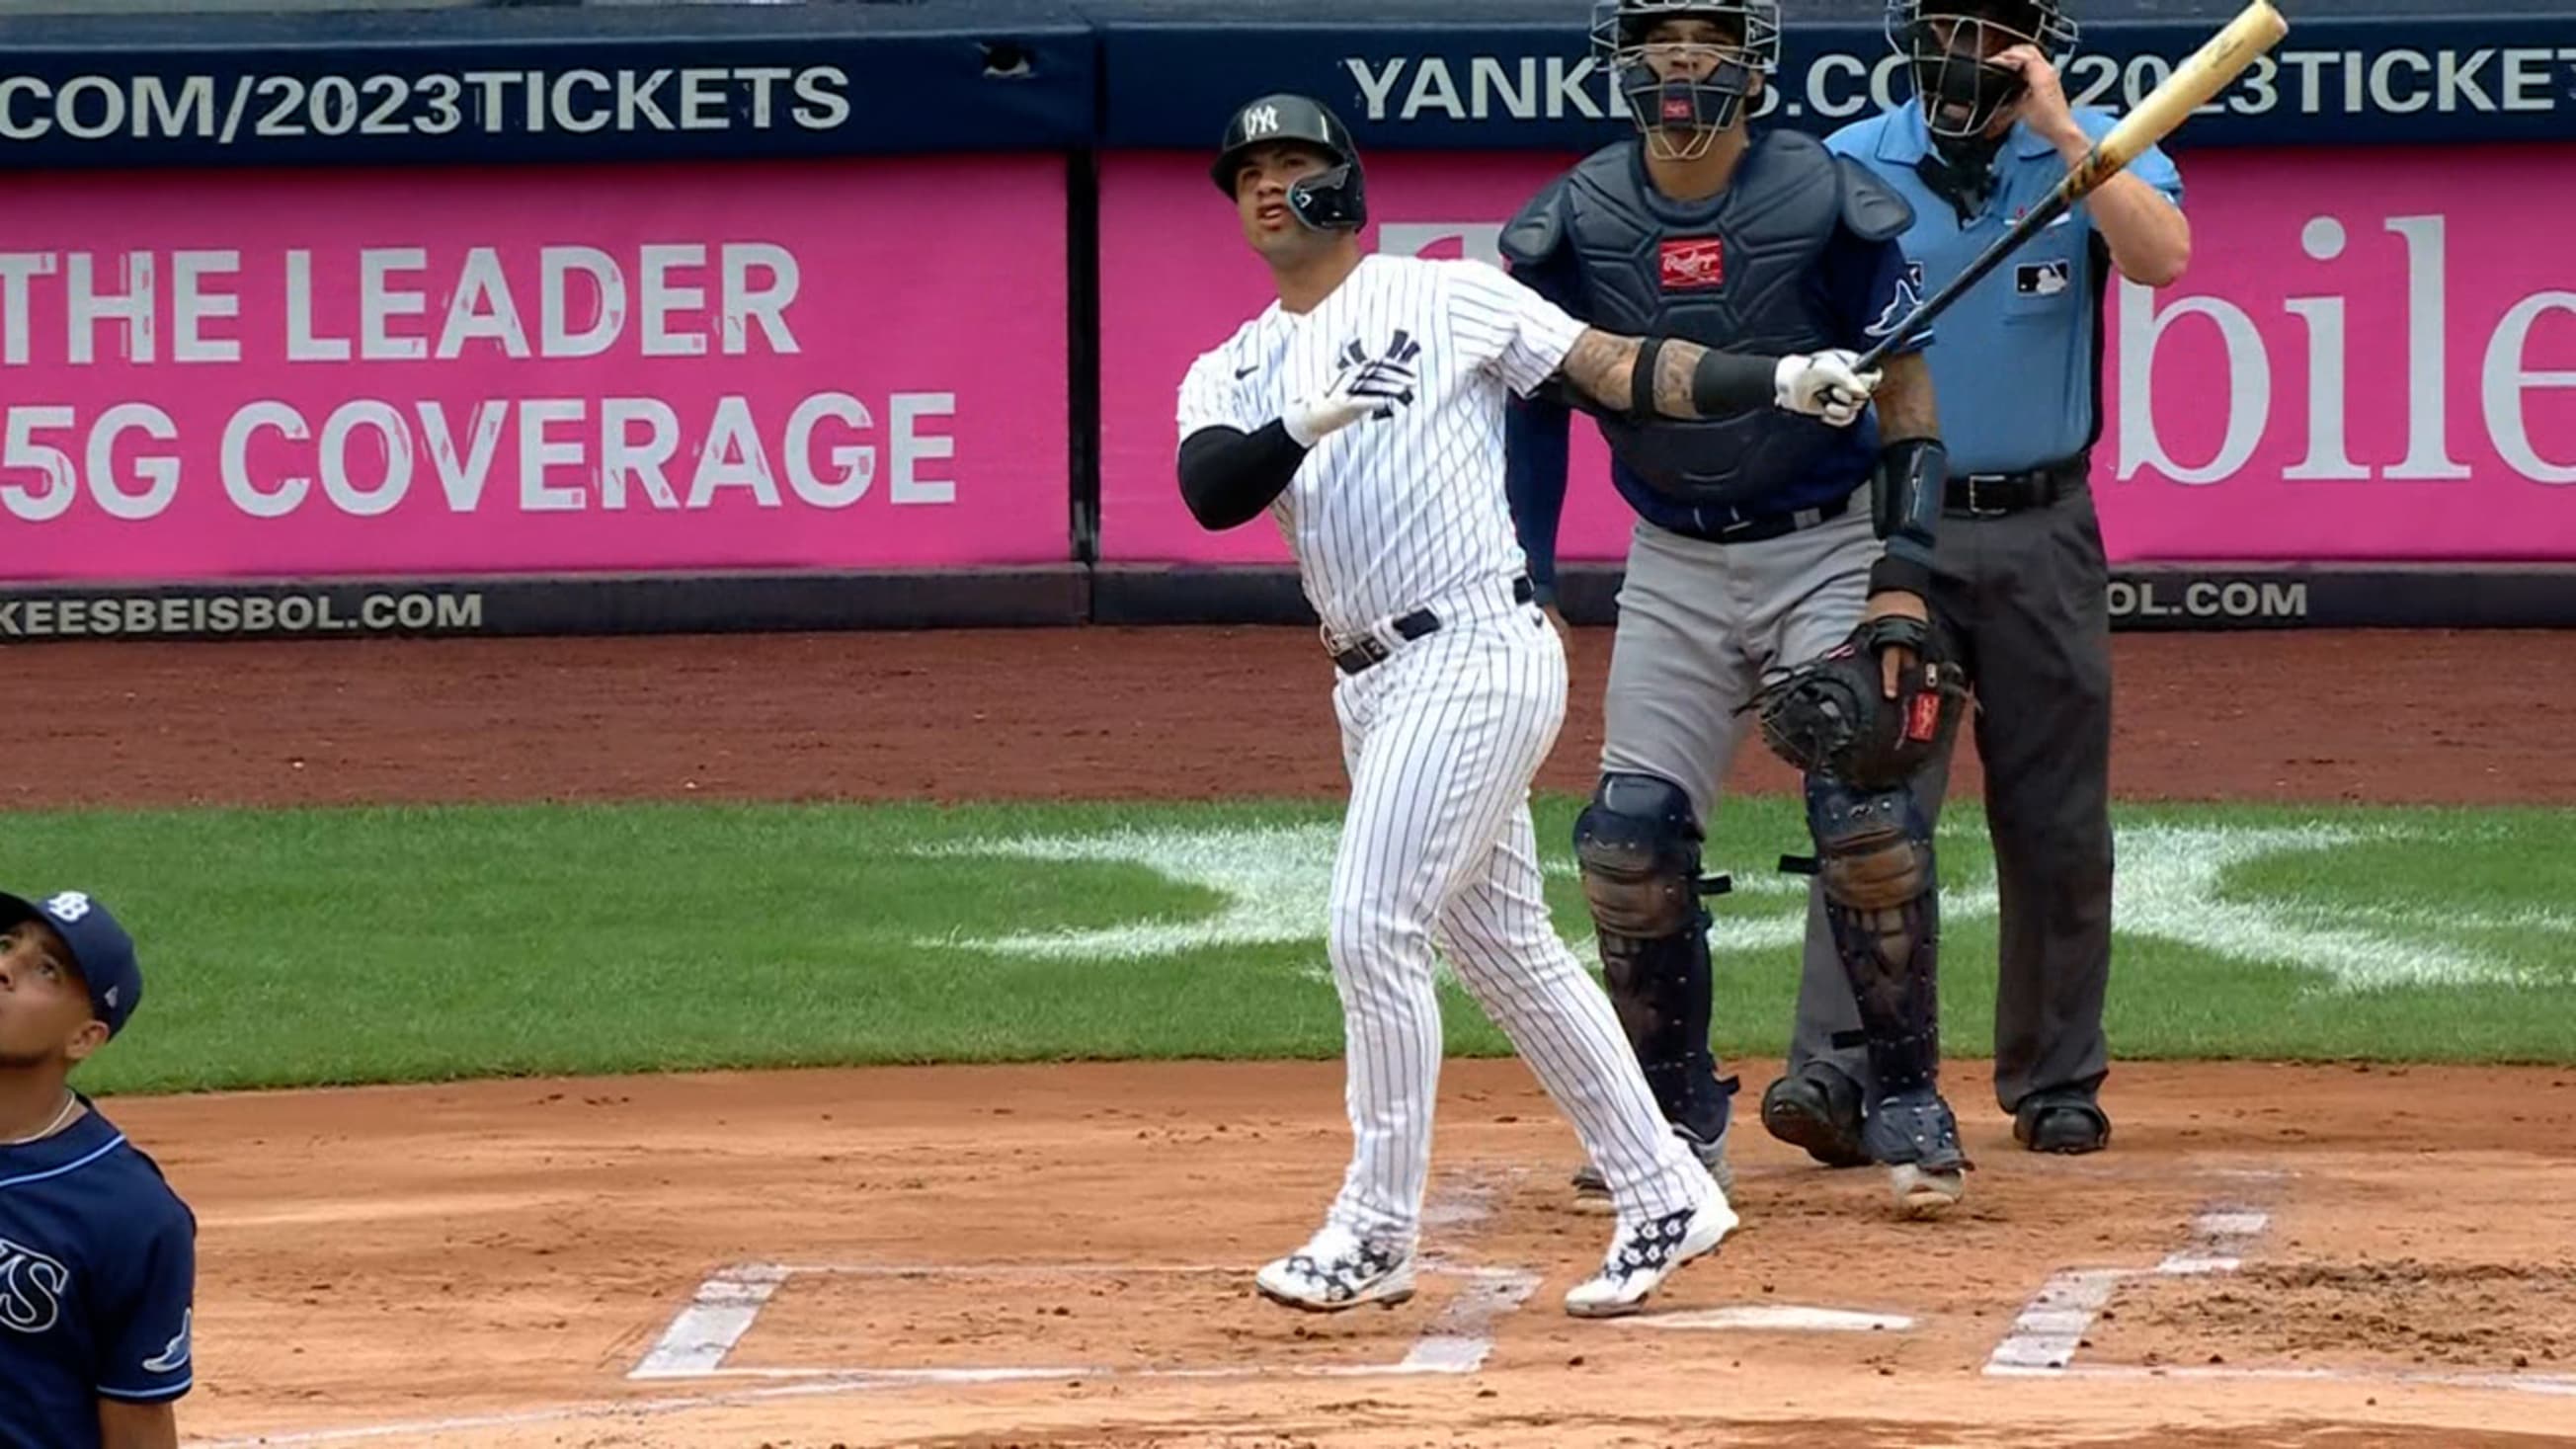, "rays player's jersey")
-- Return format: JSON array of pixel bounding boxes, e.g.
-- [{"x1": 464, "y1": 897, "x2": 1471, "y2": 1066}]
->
[
  {"x1": 1176, "y1": 254, "x2": 1587, "y2": 638},
  {"x1": 0, "y1": 1099, "x2": 196, "y2": 1449}
]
